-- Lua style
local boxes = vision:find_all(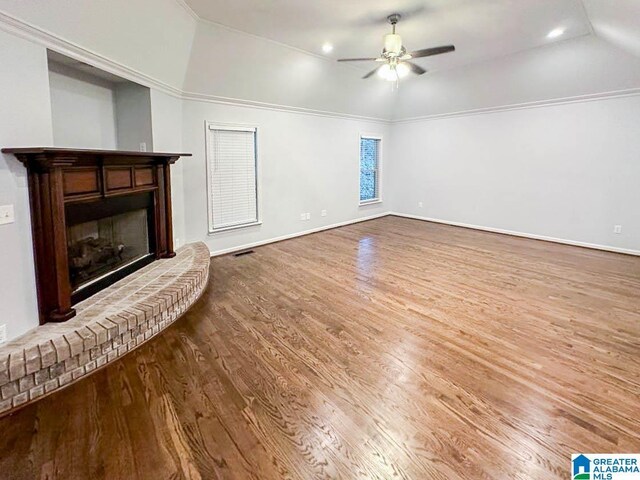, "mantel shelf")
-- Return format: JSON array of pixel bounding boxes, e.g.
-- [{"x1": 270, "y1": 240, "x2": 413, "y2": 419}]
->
[{"x1": 2, "y1": 147, "x2": 192, "y2": 158}]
